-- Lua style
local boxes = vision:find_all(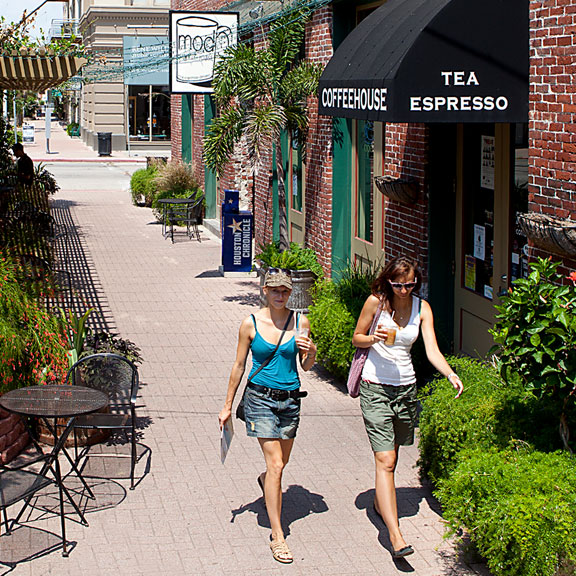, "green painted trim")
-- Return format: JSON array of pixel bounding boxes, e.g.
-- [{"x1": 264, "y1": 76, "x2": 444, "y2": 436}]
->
[
  {"x1": 204, "y1": 95, "x2": 217, "y2": 219},
  {"x1": 181, "y1": 95, "x2": 192, "y2": 165},
  {"x1": 331, "y1": 117, "x2": 353, "y2": 280}
]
